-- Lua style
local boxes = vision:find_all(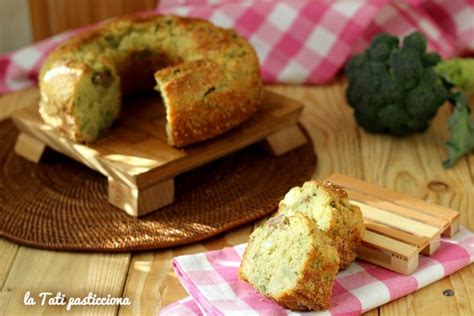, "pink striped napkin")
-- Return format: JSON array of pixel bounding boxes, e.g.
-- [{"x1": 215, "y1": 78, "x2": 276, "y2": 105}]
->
[
  {"x1": 160, "y1": 227, "x2": 474, "y2": 316},
  {"x1": 1, "y1": 0, "x2": 473, "y2": 93}
]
